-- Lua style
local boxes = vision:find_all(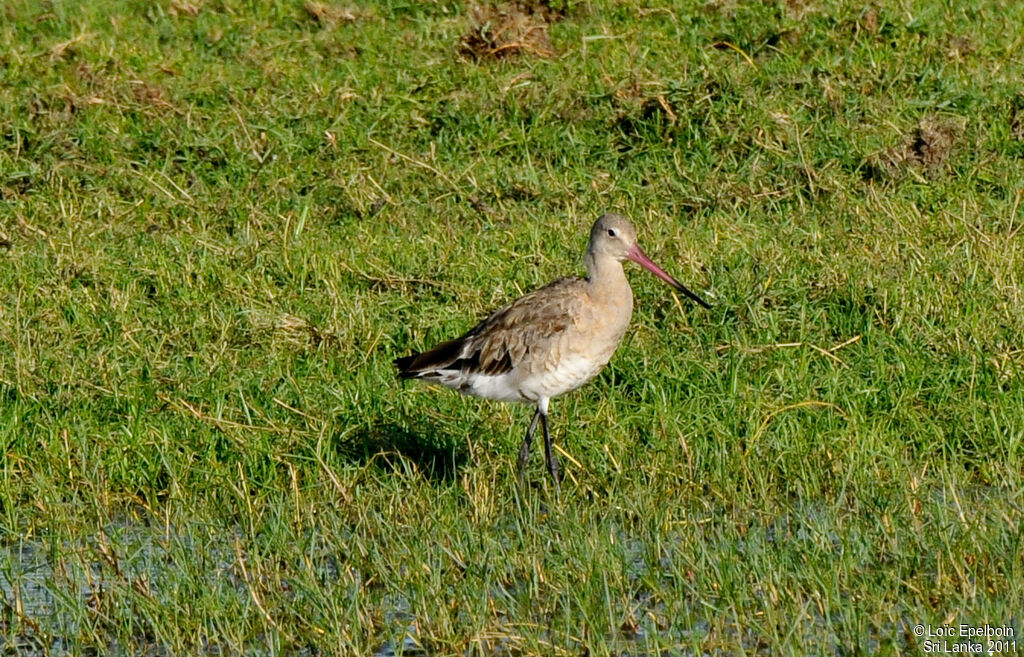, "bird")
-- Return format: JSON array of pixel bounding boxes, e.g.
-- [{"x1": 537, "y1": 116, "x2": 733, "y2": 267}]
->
[{"x1": 394, "y1": 213, "x2": 710, "y2": 493}]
